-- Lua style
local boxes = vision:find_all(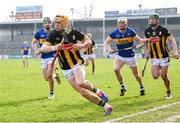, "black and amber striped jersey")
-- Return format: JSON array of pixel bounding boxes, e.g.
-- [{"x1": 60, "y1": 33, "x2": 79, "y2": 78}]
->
[
  {"x1": 145, "y1": 25, "x2": 171, "y2": 59},
  {"x1": 84, "y1": 40, "x2": 95, "y2": 55},
  {"x1": 46, "y1": 29, "x2": 85, "y2": 70}
]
